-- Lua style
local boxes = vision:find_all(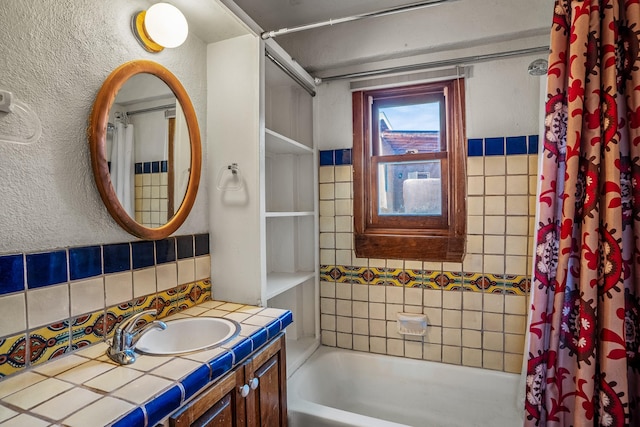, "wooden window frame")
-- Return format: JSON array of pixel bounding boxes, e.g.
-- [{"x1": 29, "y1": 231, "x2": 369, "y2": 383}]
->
[{"x1": 353, "y1": 80, "x2": 466, "y2": 262}]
